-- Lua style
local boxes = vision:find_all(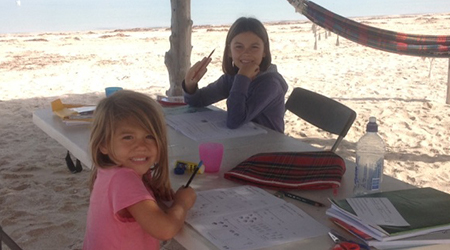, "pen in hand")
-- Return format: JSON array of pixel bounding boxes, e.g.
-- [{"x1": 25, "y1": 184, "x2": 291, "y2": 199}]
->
[
  {"x1": 185, "y1": 161, "x2": 203, "y2": 188},
  {"x1": 191, "y1": 49, "x2": 215, "y2": 80}
]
